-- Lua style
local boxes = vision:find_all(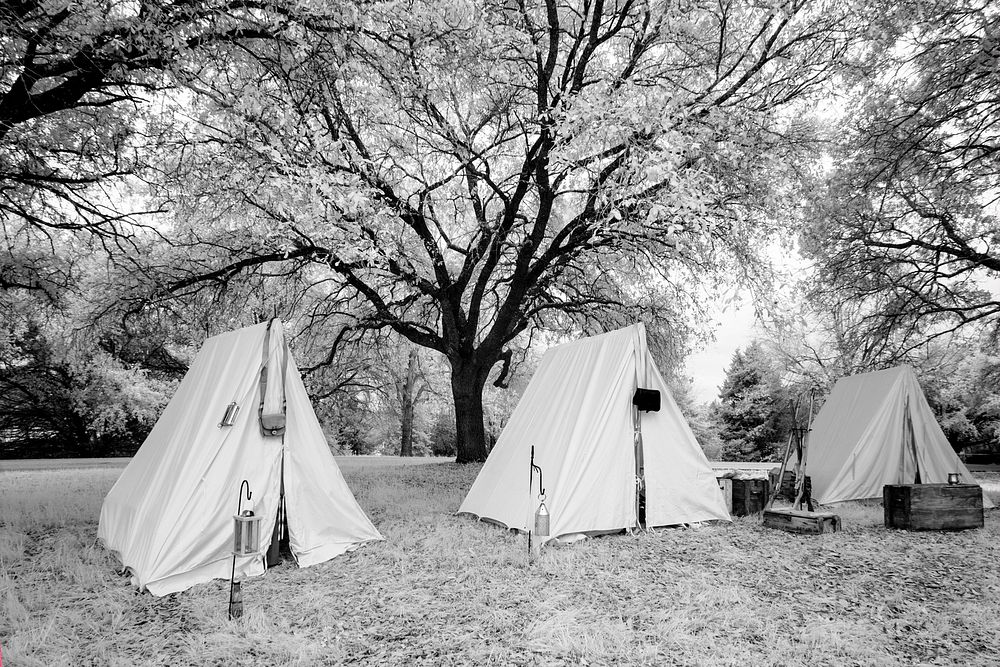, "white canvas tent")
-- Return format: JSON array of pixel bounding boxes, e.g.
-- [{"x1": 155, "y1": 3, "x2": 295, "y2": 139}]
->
[
  {"x1": 806, "y1": 365, "x2": 994, "y2": 508},
  {"x1": 459, "y1": 324, "x2": 730, "y2": 540},
  {"x1": 98, "y1": 320, "x2": 382, "y2": 595}
]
